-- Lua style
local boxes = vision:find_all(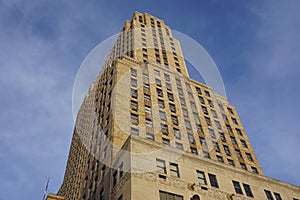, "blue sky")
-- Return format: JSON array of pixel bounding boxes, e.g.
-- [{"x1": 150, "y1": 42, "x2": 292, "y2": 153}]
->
[{"x1": 0, "y1": 0, "x2": 300, "y2": 199}]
